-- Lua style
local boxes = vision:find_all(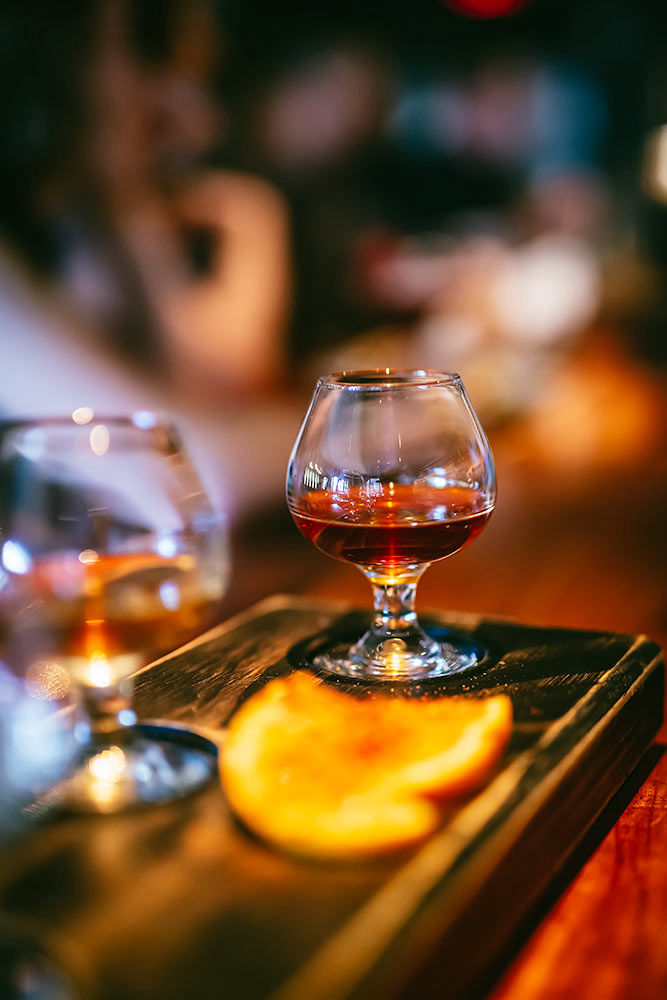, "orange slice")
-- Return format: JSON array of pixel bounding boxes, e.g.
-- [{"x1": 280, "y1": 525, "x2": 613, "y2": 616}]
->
[{"x1": 221, "y1": 671, "x2": 512, "y2": 859}]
